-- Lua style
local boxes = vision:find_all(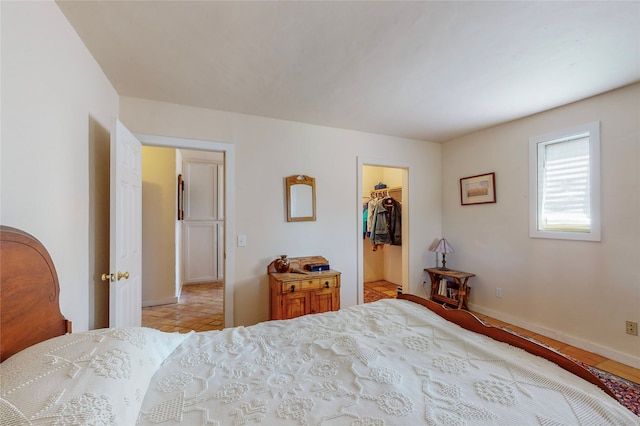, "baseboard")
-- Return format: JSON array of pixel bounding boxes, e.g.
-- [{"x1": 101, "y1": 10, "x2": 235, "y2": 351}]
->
[
  {"x1": 142, "y1": 296, "x2": 178, "y2": 307},
  {"x1": 470, "y1": 303, "x2": 640, "y2": 370}
]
